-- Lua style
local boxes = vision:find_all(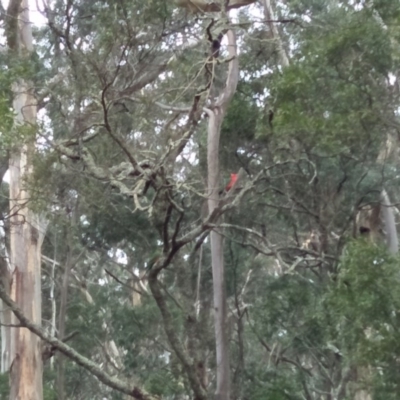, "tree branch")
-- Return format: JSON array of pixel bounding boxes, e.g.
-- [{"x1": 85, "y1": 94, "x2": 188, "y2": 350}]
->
[
  {"x1": 0, "y1": 284, "x2": 159, "y2": 400},
  {"x1": 148, "y1": 271, "x2": 208, "y2": 400}
]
